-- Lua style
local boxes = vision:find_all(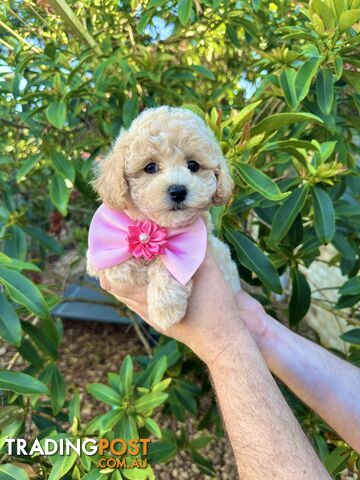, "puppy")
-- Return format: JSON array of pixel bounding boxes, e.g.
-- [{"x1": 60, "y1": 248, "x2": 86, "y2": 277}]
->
[{"x1": 87, "y1": 106, "x2": 240, "y2": 330}]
